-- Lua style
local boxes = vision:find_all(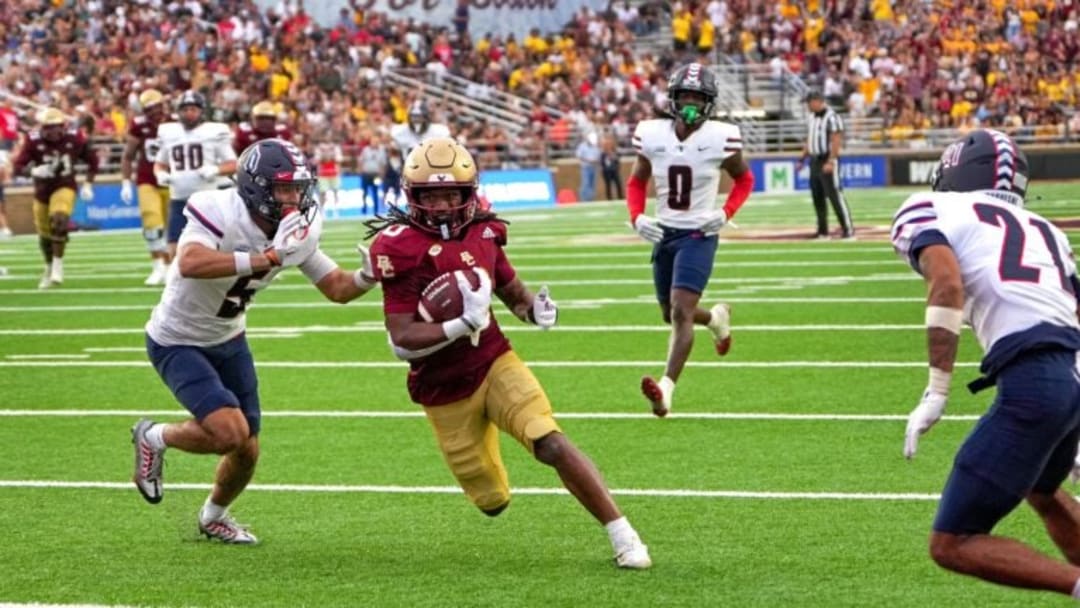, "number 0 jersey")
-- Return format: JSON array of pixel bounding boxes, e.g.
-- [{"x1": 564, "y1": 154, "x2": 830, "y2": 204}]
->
[
  {"x1": 155, "y1": 121, "x2": 236, "y2": 201},
  {"x1": 145, "y1": 189, "x2": 335, "y2": 347},
  {"x1": 892, "y1": 191, "x2": 1080, "y2": 377},
  {"x1": 632, "y1": 118, "x2": 742, "y2": 229}
]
